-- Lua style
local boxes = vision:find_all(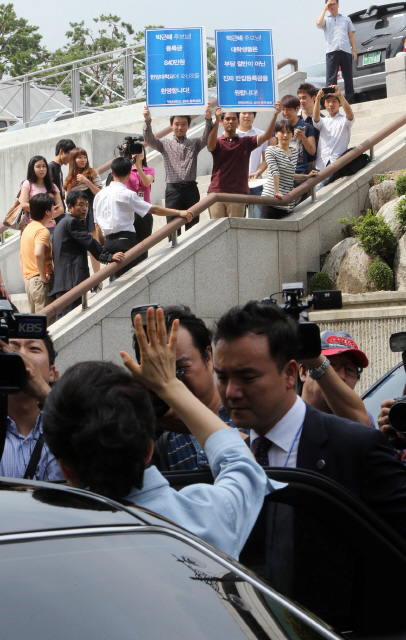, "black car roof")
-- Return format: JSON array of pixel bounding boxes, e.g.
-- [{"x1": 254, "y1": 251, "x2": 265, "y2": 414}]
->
[
  {"x1": 350, "y1": 3, "x2": 406, "y2": 21},
  {"x1": 0, "y1": 477, "x2": 178, "y2": 536}
]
